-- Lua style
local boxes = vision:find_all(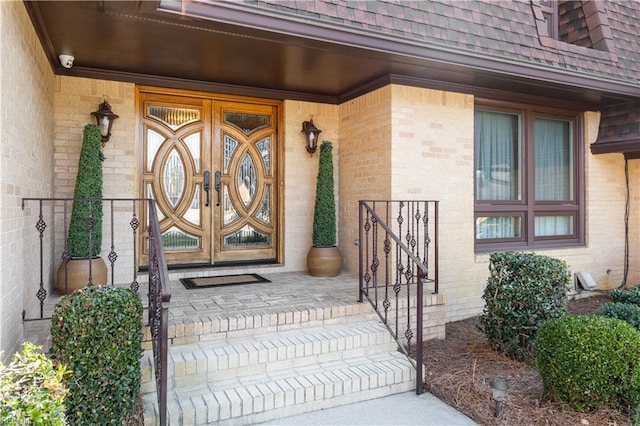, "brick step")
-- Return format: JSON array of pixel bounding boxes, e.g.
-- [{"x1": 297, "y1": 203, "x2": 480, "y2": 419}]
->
[
  {"x1": 143, "y1": 350, "x2": 417, "y2": 425},
  {"x1": 143, "y1": 301, "x2": 382, "y2": 349},
  {"x1": 141, "y1": 321, "x2": 397, "y2": 393}
]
